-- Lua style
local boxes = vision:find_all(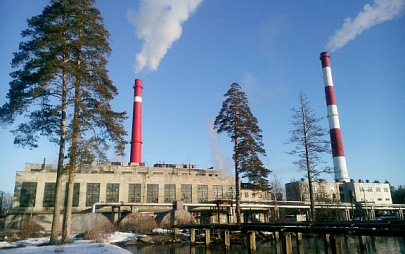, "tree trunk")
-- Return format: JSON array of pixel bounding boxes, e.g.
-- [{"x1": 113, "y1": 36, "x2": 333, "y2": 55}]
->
[
  {"x1": 235, "y1": 170, "x2": 241, "y2": 224},
  {"x1": 302, "y1": 98, "x2": 316, "y2": 221},
  {"x1": 62, "y1": 169, "x2": 75, "y2": 242},
  {"x1": 50, "y1": 71, "x2": 67, "y2": 245},
  {"x1": 234, "y1": 134, "x2": 241, "y2": 224},
  {"x1": 62, "y1": 49, "x2": 81, "y2": 243},
  {"x1": 61, "y1": 94, "x2": 79, "y2": 243}
]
